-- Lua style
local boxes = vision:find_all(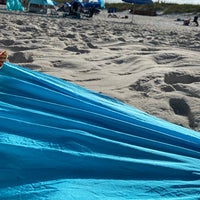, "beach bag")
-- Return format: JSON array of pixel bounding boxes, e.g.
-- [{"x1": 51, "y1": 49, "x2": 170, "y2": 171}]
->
[{"x1": 183, "y1": 19, "x2": 190, "y2": 26}]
